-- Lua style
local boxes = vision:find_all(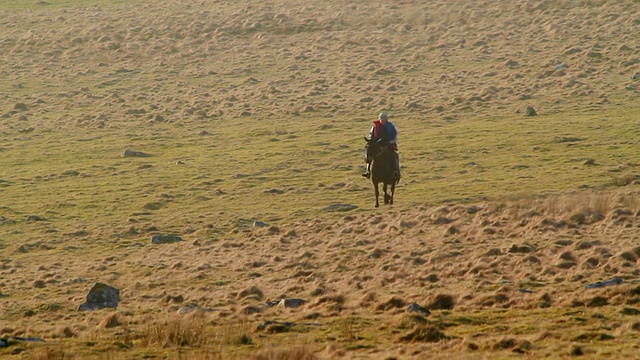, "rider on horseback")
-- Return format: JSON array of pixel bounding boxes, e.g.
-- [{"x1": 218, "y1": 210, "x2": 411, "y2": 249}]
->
[{"x1": 362, "y1": 111, "x2": 400, "y2": 180}]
